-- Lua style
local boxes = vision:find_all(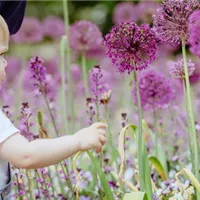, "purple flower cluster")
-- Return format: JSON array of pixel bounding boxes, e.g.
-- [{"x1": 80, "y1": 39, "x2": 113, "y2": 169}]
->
[
  {"x1": 11, "y1": 16, "x2": 65, "y2": 43},
  {"x1": 104, "y1": 21, "x2": 157, "y2": 73},
  {"x1": 29, "y1": 56, "x2": 46, "y2": 85},
  {"x1": 168, "y1": 58, "x2": 195, "y2": 79},
  {"x1": 89, "y1": 65, "x2": 110, "y2": 98},
  {"x1": 153, "y1": 0, "x2": 200, "y2": 47},
  {"x1": 188, "y1": 10, "x2": 200, "y2": 57},
  {"x1": 113, "y1": 2, "x2": 138, "y2": 25},
  {"x1": 69, "y1": 20, "x2": 103, "y2": 53},
  {"x1": 133, "y1": 69, "x2": 174, "y2": 110},
  {"x1": 43, "y1": 16, "x2": 65, "y2": 40},
  {"x1": 19, "y1": 102, "x2": 35, "y2": 141},
  {"x1": 12, "y1": 17, "x2": 43, "y2": 43}
]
